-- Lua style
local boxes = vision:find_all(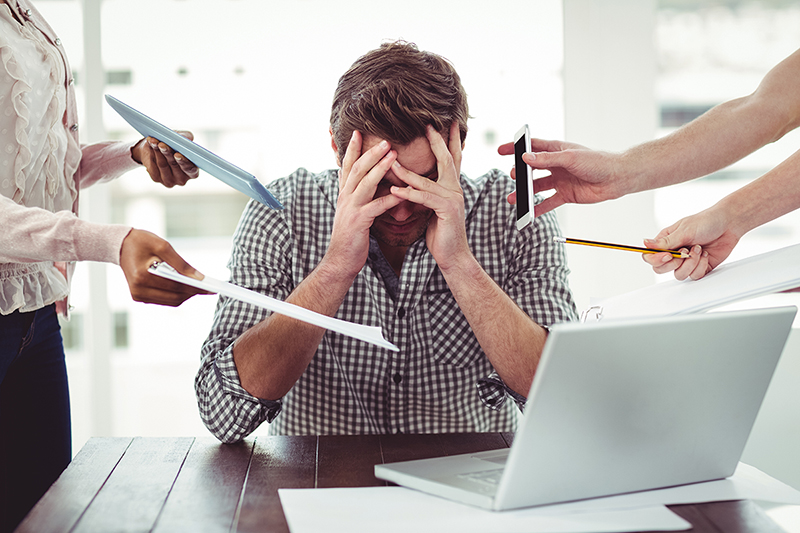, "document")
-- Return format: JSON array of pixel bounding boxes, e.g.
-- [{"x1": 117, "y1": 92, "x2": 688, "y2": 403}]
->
[
  {"x1": 279, "y1": 489, "x2": 688, "y2": 533},
  {"x1": 585, "y1": 243, "x2": 800, "y2": 321},
  {"x1": 278, "y1": 463, "x2": 800, "y2": 533},
  {"x1": 149, "y1": 263, "x2": 398, "y2": 352},
  {"x1": 105, "y1": 95, "x2": 283, "y2": 209}
]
